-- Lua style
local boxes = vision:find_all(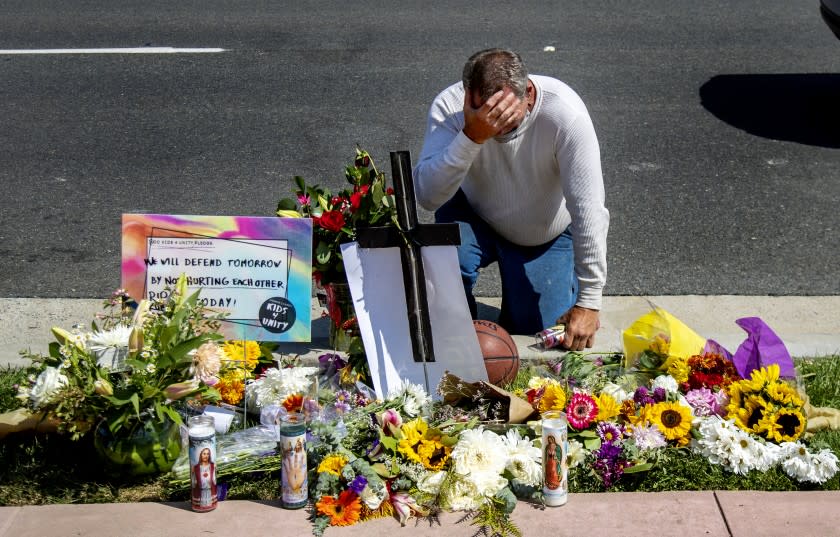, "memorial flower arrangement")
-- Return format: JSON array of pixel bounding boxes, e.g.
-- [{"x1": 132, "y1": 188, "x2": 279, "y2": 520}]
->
[
  {"x1": 521, "y1": 350, "x2": 838, "y2": 490},
  {"x1": 276, "y1": 148, "x2": 397, "y2": 286},
  {"x1": 16, "y1": 275, "x2": 226, "y2": 440},
  {"x1": 307, "y1": 379, "x2": 542, "y2": 537}
]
